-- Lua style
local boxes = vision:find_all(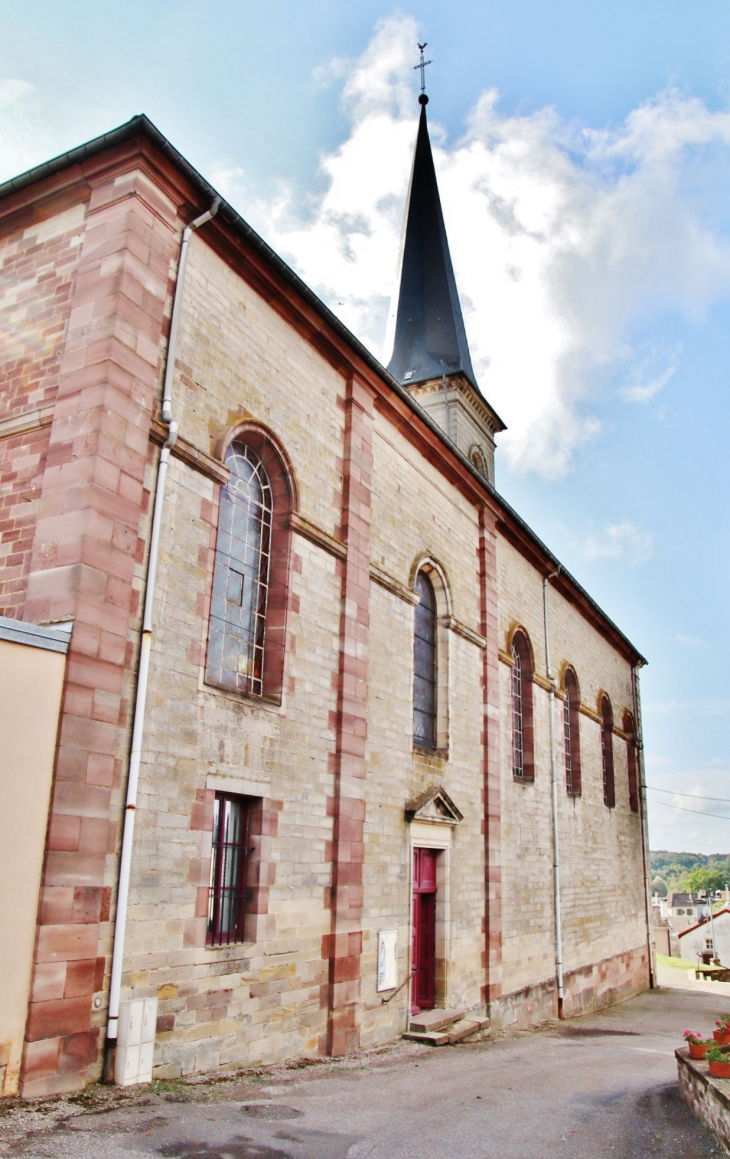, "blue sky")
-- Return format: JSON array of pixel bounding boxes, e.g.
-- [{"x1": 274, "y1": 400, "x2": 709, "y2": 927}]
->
[{"x1": 2, "y1": 2, "x2": 730, "y2": 853}]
